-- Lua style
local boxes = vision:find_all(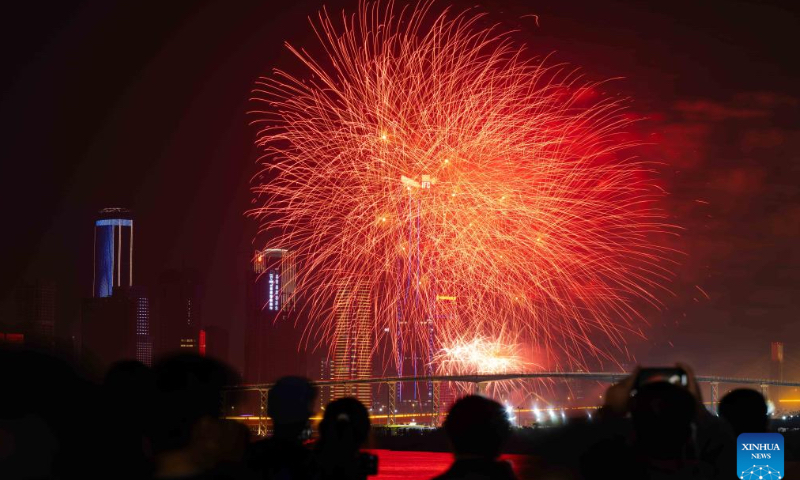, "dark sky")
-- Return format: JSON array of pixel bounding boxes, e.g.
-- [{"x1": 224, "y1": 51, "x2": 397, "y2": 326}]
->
[{"x1": 1, "y1": 0, "x2": 798, "y2": 377}]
